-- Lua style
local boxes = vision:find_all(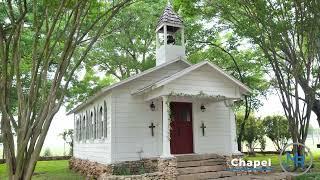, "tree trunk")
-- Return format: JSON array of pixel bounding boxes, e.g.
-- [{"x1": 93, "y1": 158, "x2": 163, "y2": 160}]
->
[
  {"x1": 313, "y1": 99, "x2": 320, "y2": 126},
  {"x1": 237, "y1": 137, "x2": 242, "y2": 152},
  {"x1": 0, "y1": 107, "x2": 58, "y2": 180}
]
